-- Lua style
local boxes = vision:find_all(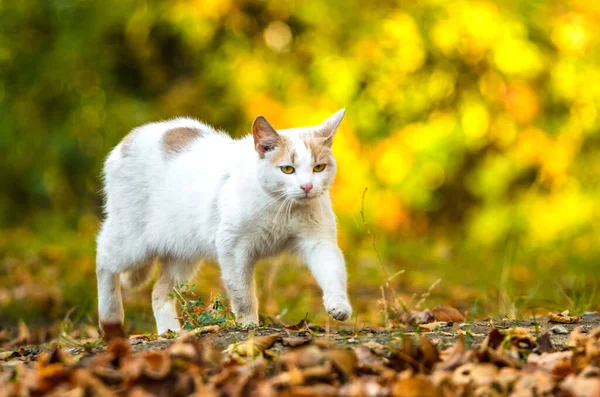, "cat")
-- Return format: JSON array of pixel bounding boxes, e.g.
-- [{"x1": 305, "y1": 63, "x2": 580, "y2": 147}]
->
[{"x1": 96, "y1": 110, "x2": 352, "y2": 334}]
